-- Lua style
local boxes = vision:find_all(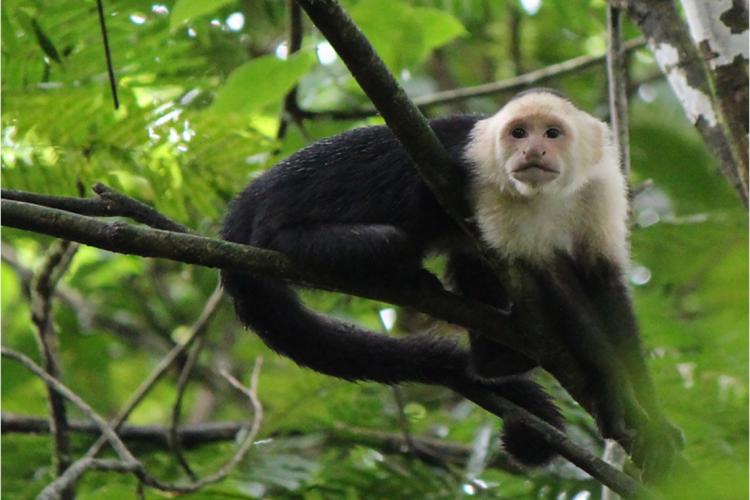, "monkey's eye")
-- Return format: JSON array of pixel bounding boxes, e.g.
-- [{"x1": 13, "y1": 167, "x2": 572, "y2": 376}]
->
[
  {"x1": 545, "y1": 127, "x2": 562, "y2": 139},
  {"x1": 510, "y1": 127, "x2": 527, "y2": 139}
]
